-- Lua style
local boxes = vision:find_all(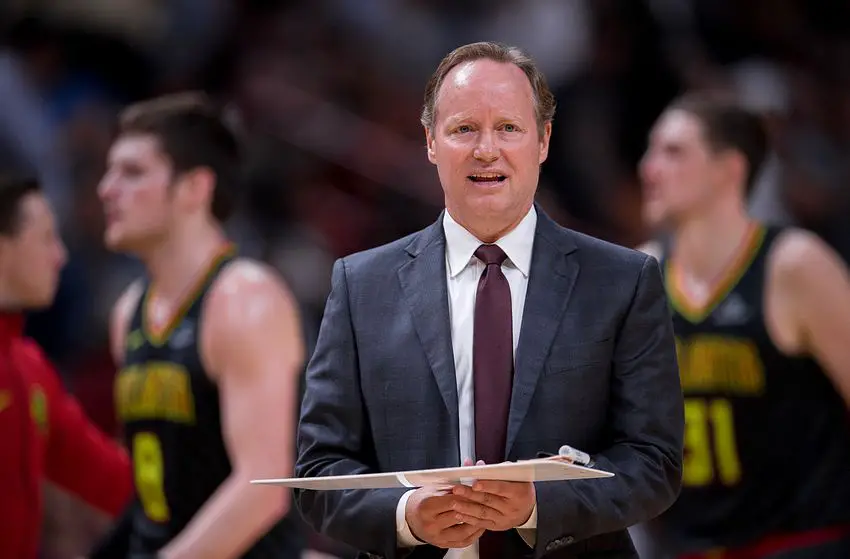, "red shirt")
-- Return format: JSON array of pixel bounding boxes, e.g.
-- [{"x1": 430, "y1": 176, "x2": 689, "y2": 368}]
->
[{"x1": 0, "y1": 312, "x2": 133, "y2": 558}]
